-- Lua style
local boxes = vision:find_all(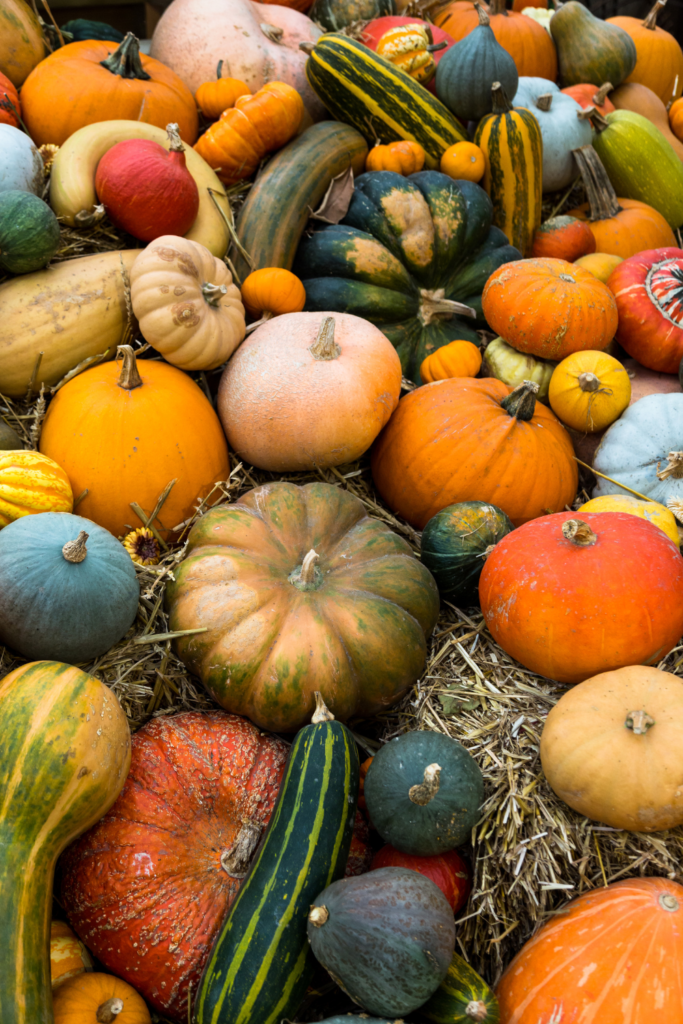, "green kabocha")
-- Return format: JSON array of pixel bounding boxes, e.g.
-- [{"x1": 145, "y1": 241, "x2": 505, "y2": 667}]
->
[
  {"x1": 421, "y1": 501, "x2": 514, "y2": 604},
  {"x1": 0, "y1": 190, "x2": 60, "y2": 274}
]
